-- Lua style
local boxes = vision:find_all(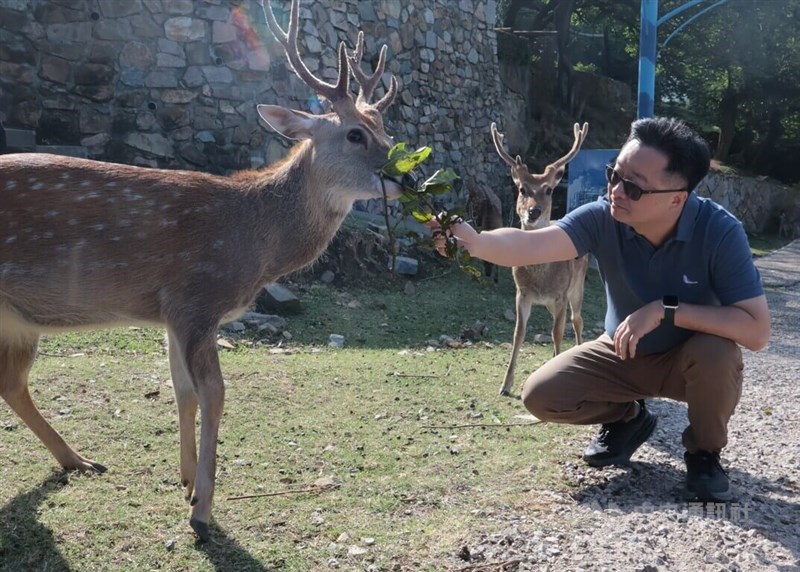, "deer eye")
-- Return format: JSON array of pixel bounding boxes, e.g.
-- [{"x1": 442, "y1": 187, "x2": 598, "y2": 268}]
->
[
  {"x1": 544, "y1": 186, "x2": 553, "y2": 196},
  {"x1": 346, "y1": 129, "x2": 365, "y2": 145}
]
